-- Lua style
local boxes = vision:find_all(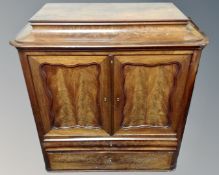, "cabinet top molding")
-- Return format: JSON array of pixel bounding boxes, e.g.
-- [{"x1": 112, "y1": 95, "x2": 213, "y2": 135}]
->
[
  {"x1": 30, "y1": 3, "x2": 188, "y2": 23},
  {"x1": 11, "y1": 3, "x2": 208, "y2": 49}
]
